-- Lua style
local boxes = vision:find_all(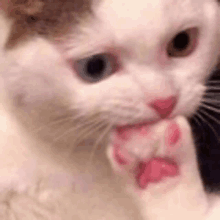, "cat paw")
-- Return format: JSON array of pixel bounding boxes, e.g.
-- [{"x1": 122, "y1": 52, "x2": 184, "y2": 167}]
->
[
  {"x1": 135, "y1": 157, "x2": 179, "y2": 189},
  {"x1": 107, "y1": 118, "x2": 182, "y2": 189}
]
